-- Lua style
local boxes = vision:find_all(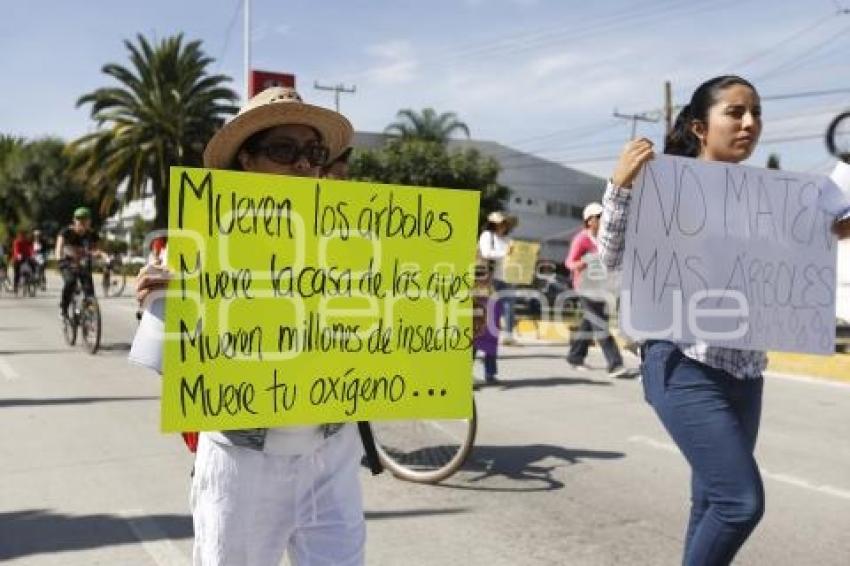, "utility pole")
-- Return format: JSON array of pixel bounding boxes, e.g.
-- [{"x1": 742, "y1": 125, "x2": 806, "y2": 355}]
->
[
  {"x1": 313, "y1": 82, "x2": 356, "y2": 112},
  {"x1": 664, "y1": 81, "x2": 673, "y2": 134},
  {"x1": 243, "y1": 0, "x2": 251, "y2": 103},
  {"x1": 613, "y1": 109, "x2": 660, "y2": 139}
]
